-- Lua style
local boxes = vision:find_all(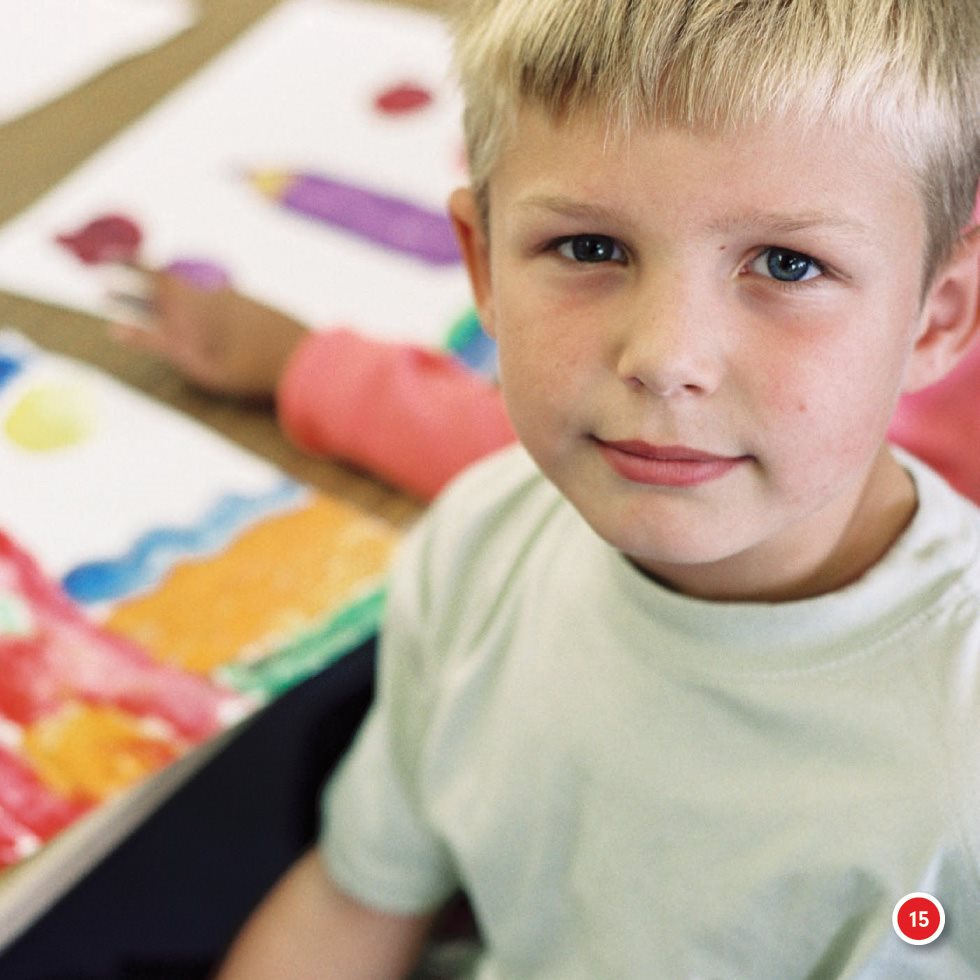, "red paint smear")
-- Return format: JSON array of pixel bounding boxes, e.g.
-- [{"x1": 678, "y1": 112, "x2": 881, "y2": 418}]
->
[
  {"x1": 0, "y1": 746, "x2": 89, "y2": 845},
  {"x1": 0, "y1": 530, "x2": 242, "y2": 742},
  {"x1": 0, "y1": 813, "x2": 29, "y2": 867},
  {"x1": 374, "y1": 82, "x2": 434, "y2": 115},
  {"x1": 55, "y1": 213, "x2": 143, "y2": 265}
]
